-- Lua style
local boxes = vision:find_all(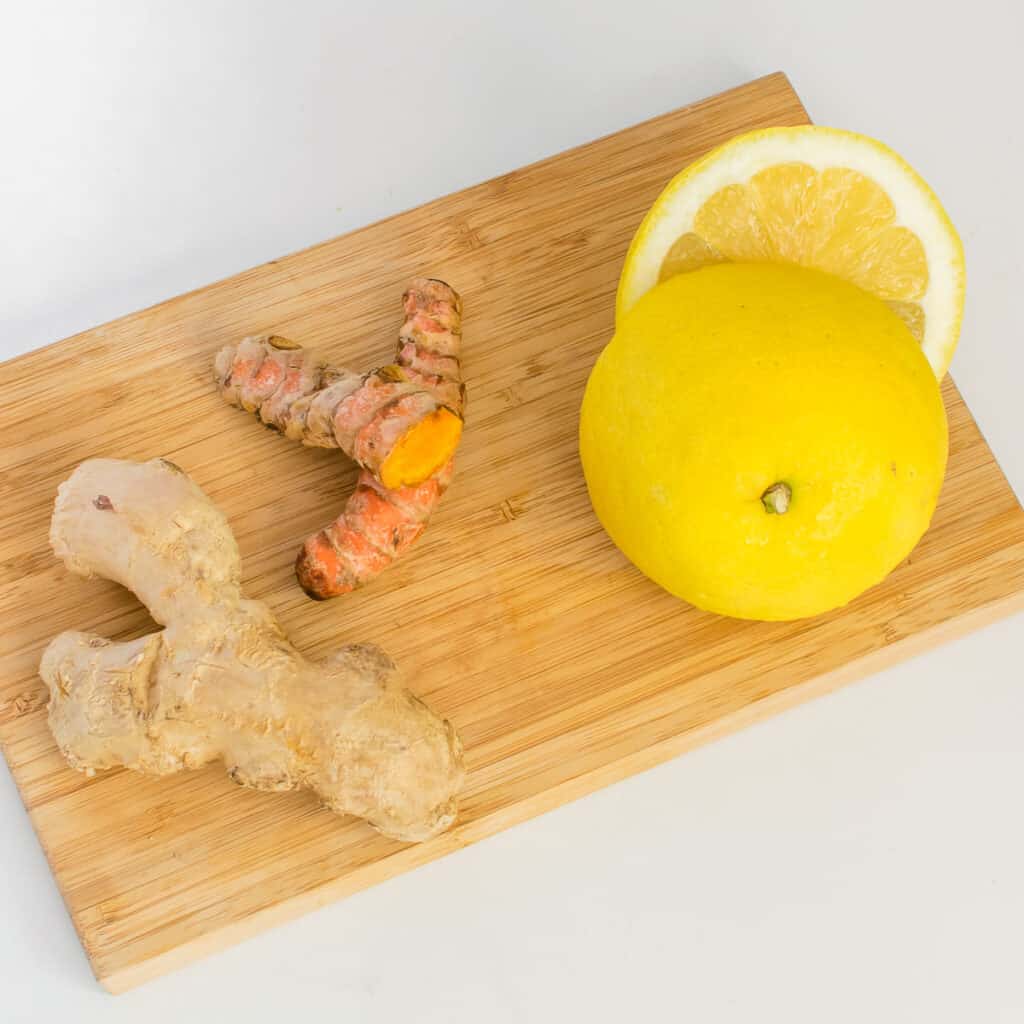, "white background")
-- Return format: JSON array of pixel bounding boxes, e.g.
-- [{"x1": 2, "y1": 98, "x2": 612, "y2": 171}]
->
[{"x1": 2, "y1": 2, "x2": 1022, "y2": 1020}]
